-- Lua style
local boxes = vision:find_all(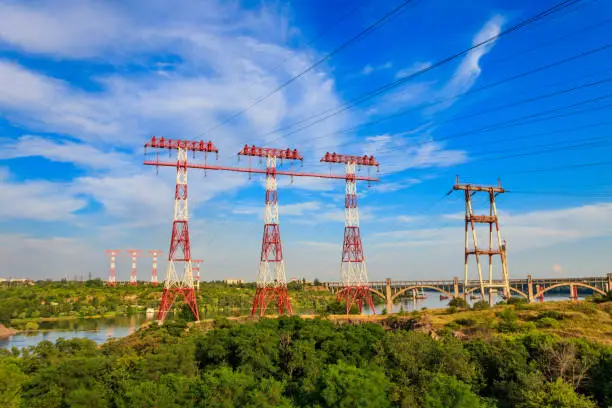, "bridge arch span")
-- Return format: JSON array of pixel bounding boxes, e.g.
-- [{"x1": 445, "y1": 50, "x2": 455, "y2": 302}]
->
[
  {"x1": 368, "y1": 288, "x2": 385, "y2": 300},
  {"x1": 462, "y1": 286, "x2": 528, "y2": 299},
  {"x1": 535, "y1": 282, "x2": 606, "y2": 299},
  {"x1": 391, "y1": 285, "x2": 453, "y2": 301}
]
